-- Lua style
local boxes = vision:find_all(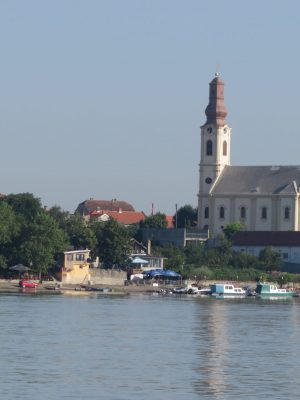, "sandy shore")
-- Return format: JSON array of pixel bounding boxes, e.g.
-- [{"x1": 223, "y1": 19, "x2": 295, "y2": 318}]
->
[{"x1": 0, "y1": 279, "x2": 162, "y2": 294}]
